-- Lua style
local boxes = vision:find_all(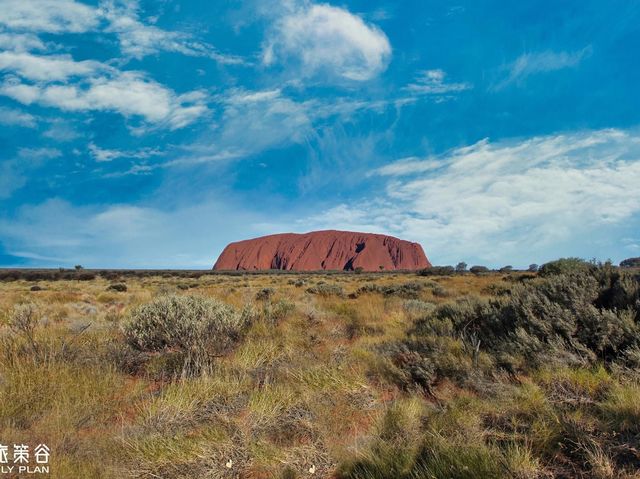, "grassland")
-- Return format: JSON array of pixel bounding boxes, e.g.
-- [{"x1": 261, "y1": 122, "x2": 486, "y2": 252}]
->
[{"x1": 0, "y1": 266, "x2": 638, "y2": 478}]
